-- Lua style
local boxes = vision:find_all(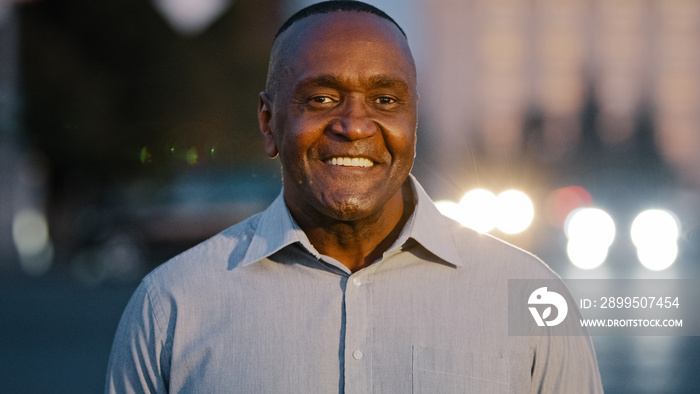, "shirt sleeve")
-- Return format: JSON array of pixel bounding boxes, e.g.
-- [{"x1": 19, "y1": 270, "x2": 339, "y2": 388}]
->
[
  {"x1": 105, "y1": 279, "x2": 169, "y2": 394},
  {"x1": 530, "y1": 321, "x2": 604, "y2": 393}
]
